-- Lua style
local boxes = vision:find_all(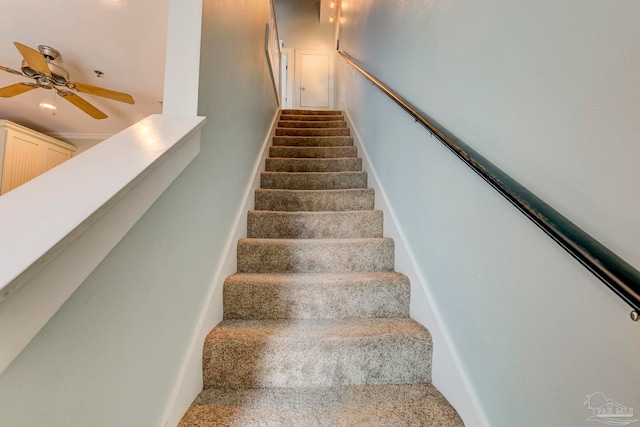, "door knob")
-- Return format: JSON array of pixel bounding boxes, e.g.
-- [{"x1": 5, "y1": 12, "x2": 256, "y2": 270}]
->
[{"x1": 301, "y1": 87, "x2": 306, "y2": 91}]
